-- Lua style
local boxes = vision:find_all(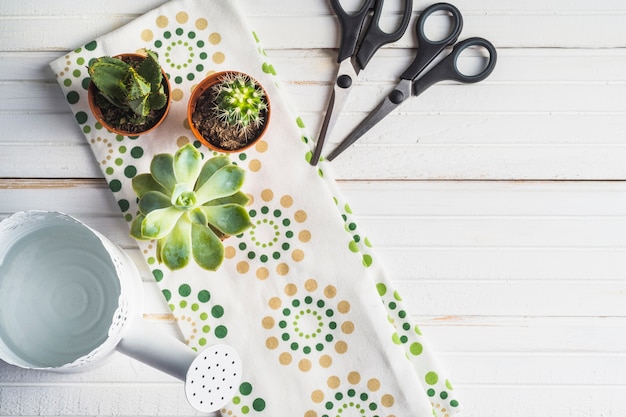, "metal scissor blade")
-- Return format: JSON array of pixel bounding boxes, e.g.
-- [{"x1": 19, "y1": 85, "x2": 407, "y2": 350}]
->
[
  {"x1": 310, "y1": 60, "x2": 358, "y2": 166},
  {"x1": 327, "y1": 79, "x2": 411, "y2": 161}
]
